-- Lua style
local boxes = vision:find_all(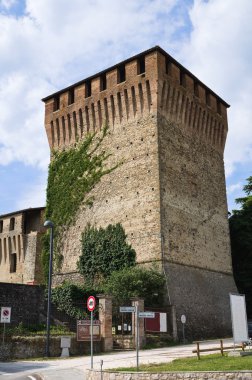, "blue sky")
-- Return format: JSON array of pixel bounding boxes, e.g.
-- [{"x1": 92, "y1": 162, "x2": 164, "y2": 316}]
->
[{"x1": 0, "y1": 0, "x2": 251, "y2": 216}]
